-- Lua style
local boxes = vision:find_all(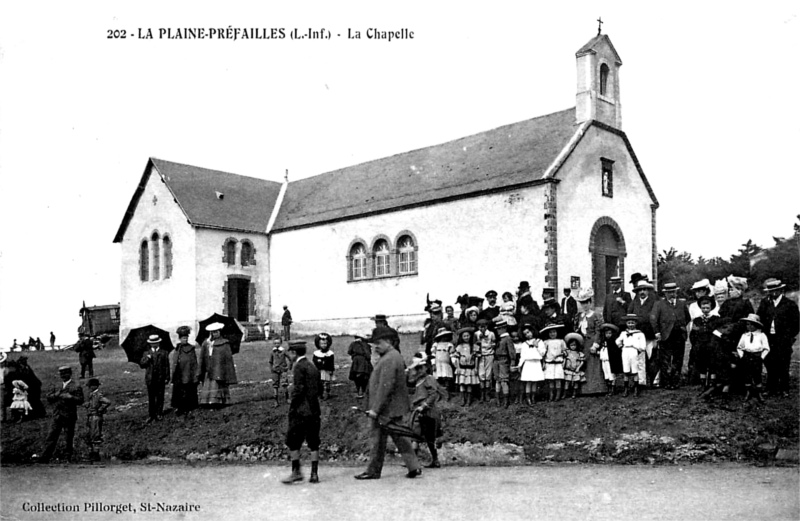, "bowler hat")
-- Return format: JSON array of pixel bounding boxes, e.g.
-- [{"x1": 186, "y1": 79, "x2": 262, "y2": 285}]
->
[
  {"x1": 87, "y1": 378, "x2": 100, "y2": 387},
  {"x1": 629, "y1": 273, "x2": 648, "y2": 285},
  {"x1": 518, "y1": 281, "x2": 530, "y2": 290}
]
